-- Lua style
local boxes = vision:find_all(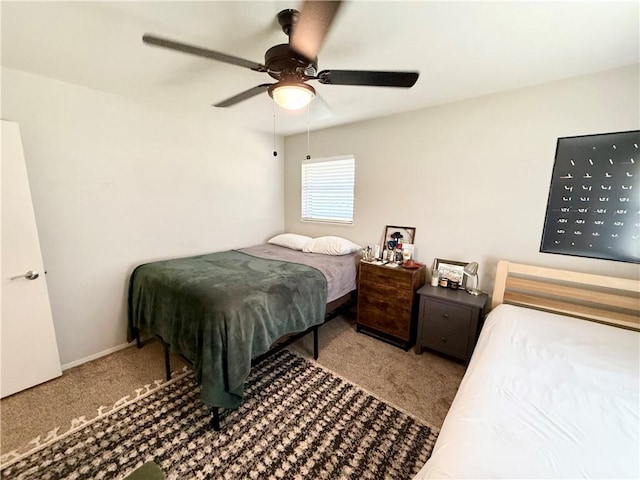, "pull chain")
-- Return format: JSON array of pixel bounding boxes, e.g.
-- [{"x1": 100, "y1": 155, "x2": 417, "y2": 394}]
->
[
  {"x1": 272, "y1": 100, "x2": 278, "y2": 157},
  {"x1": 306, "y1": 103, "x2": 311, "y2": 160}
]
